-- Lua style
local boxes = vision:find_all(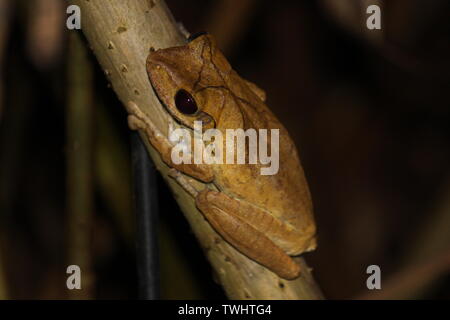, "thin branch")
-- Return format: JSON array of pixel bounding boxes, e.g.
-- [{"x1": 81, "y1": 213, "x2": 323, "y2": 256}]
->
[
  {"x1": 131, "y1": 132, "x2": 160, "y2": 299},
  {"x1": 66, "y1": 32, "x2": 95, "y2": 299}
]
